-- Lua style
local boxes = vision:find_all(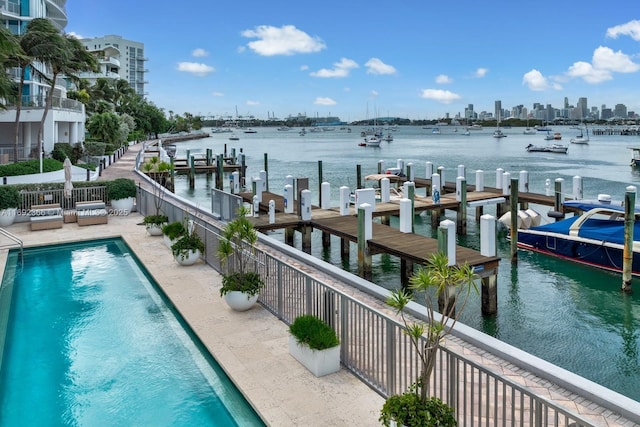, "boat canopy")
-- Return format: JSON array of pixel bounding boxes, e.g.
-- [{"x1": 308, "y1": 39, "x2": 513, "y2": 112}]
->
[{"x1": 562, "y1": 199, "x2": 640, "y2": 213}]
